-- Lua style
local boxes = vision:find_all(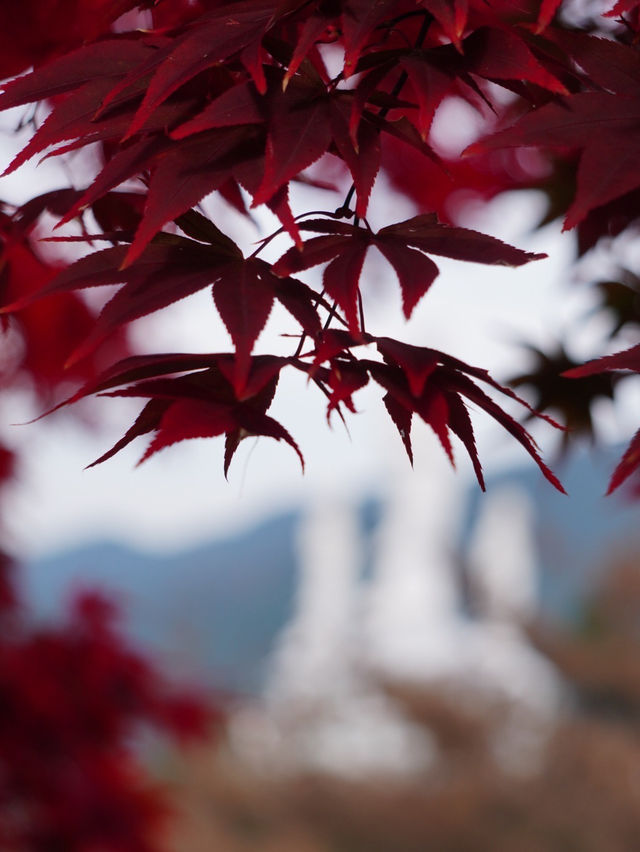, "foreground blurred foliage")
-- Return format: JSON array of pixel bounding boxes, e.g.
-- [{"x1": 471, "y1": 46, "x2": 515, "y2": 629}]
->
[
  {"x1": 0, "y1": 555, "x2": 220, "y2": 851},
  {"x1": 163, "y1": 554, "x2": 640, "y2": 852}
]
